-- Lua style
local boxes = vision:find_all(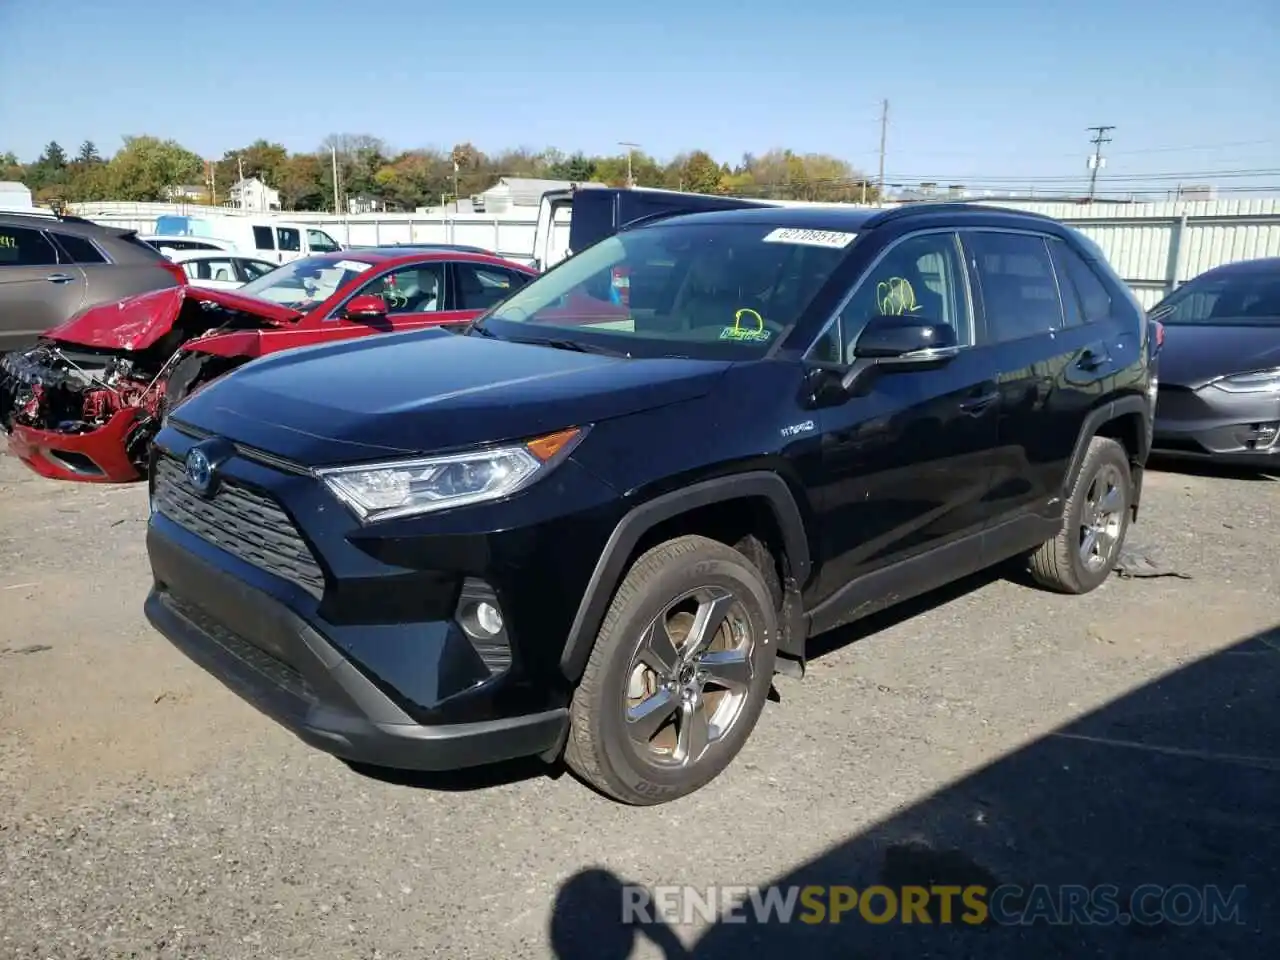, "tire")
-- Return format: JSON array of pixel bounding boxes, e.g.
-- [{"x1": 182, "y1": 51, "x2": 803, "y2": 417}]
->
[
  {"x1": 1028, "y1": 436, "x2": 1132, "y2": 594},
  {"x1": 564, "y1": 534, "x2": 779, "y2": 805}
]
